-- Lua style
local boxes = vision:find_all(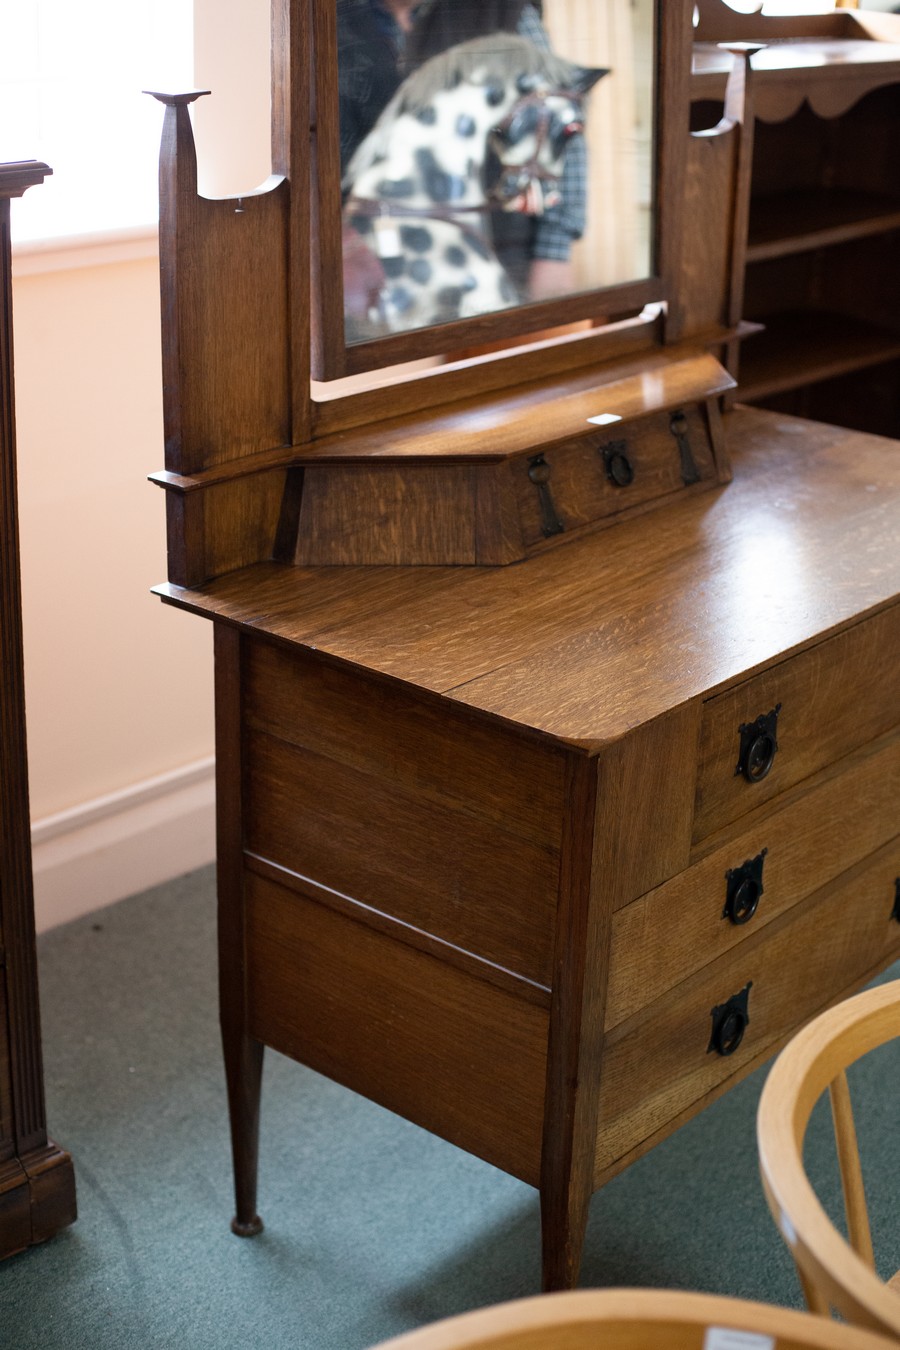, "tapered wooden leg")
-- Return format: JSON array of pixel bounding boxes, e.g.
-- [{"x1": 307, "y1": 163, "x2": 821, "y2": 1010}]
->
[
  {"x1": 540, "y1": 1172, "x2": 592, "y2": 1292},
  {"x1": 539, "y1": 755, "x2": 607, "y2": 1292},
  {"x1": 214, "y1": 623, "x2": 264, "y2": 1237},
  {"x1": 223, "y1": 1027, "x2": 265, "y2": 1237}
]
